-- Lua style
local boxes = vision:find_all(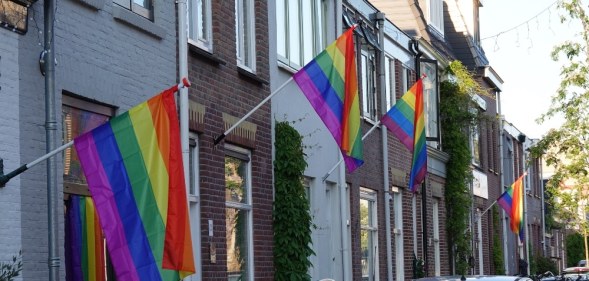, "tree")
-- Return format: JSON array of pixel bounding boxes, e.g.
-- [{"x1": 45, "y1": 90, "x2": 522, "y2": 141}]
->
[{"x1": 531, "y1": 0, "x2": 589, "y2": 249}]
